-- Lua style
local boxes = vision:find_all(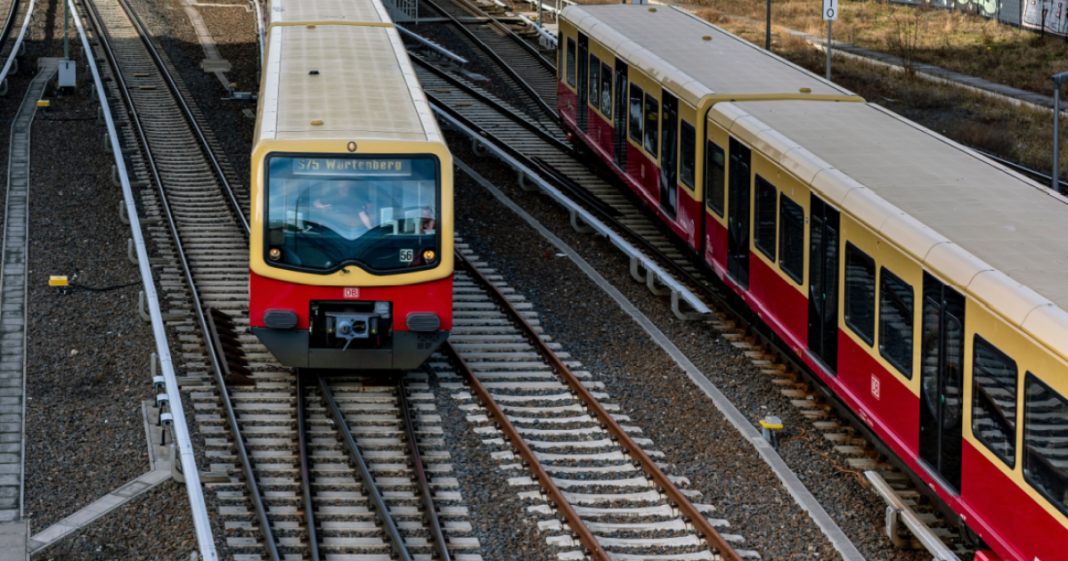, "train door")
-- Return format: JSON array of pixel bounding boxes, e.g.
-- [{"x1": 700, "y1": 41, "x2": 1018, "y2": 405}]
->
[
  {"x1": 918, "y1": 272, "x2": 965, "y2": 492},
  {"x1": 613, "y1": 60, "x2": 628, "y2": 169},
  {"x1": 807, "y1": 194, "x2": 839, "y2": 373},
  {"x1": 659, "y1": 90, "x2": 678, "y2": 218},
  {"x1": 577, "y1": 33, "x2": 589, "y2": 133},
  {"x1": 726, "y1": 137, "x2": 750, "y2": 289}
]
